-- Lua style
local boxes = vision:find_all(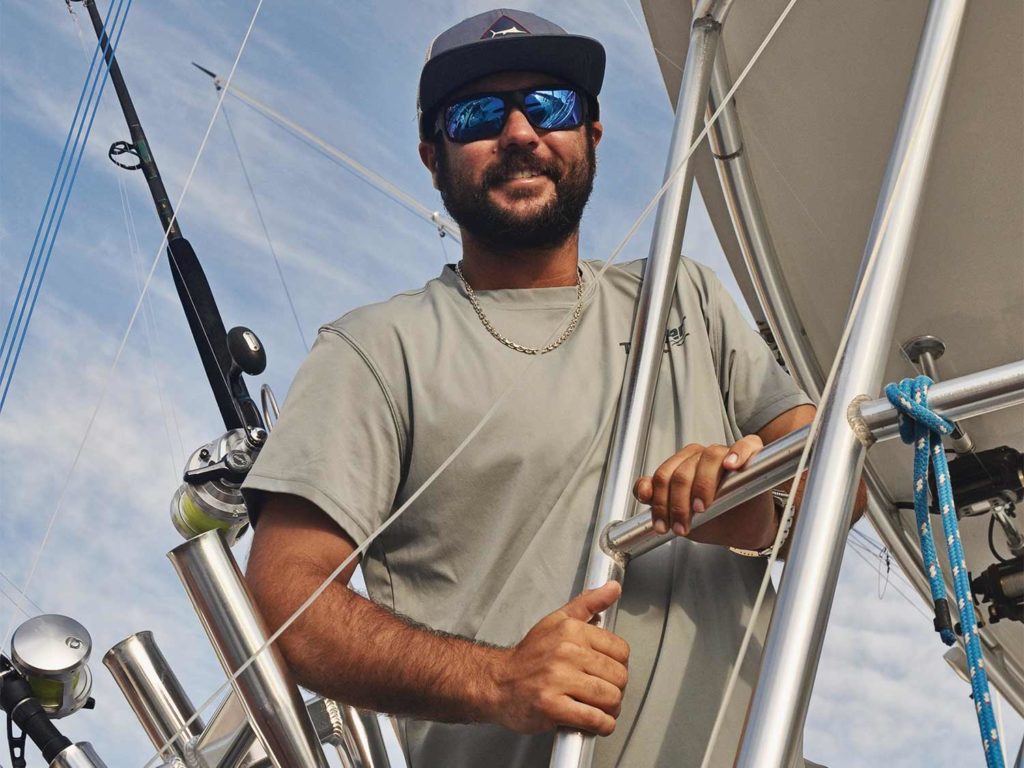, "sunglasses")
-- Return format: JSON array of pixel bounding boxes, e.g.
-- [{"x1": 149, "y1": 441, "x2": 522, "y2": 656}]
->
[{"x1": 439, "y1": 87, "x2": 587, "y2": 144}]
